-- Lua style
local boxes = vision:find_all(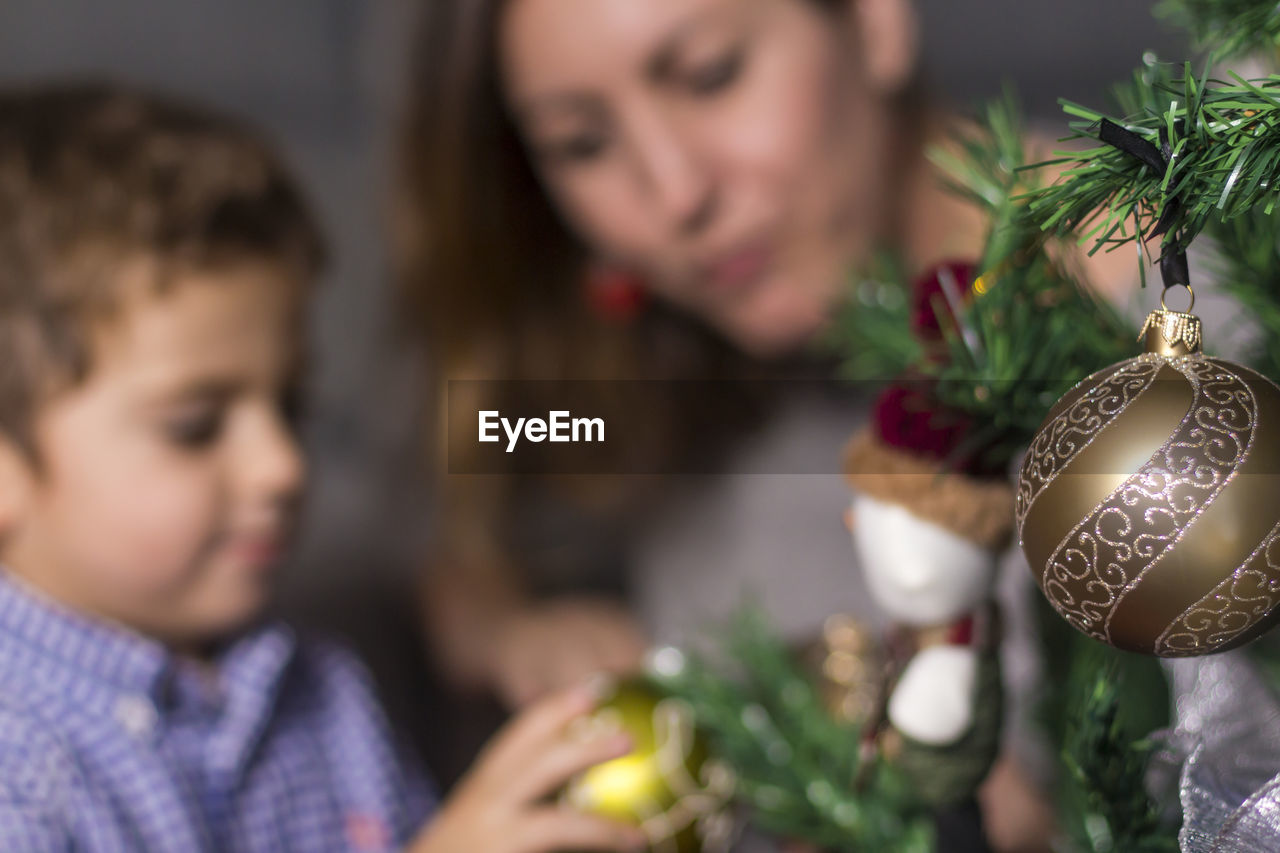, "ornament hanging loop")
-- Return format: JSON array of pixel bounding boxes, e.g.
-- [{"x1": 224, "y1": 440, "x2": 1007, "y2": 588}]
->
[{"x1": 1161, "y1": 283, "x2": 1195, "y2": 313}]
